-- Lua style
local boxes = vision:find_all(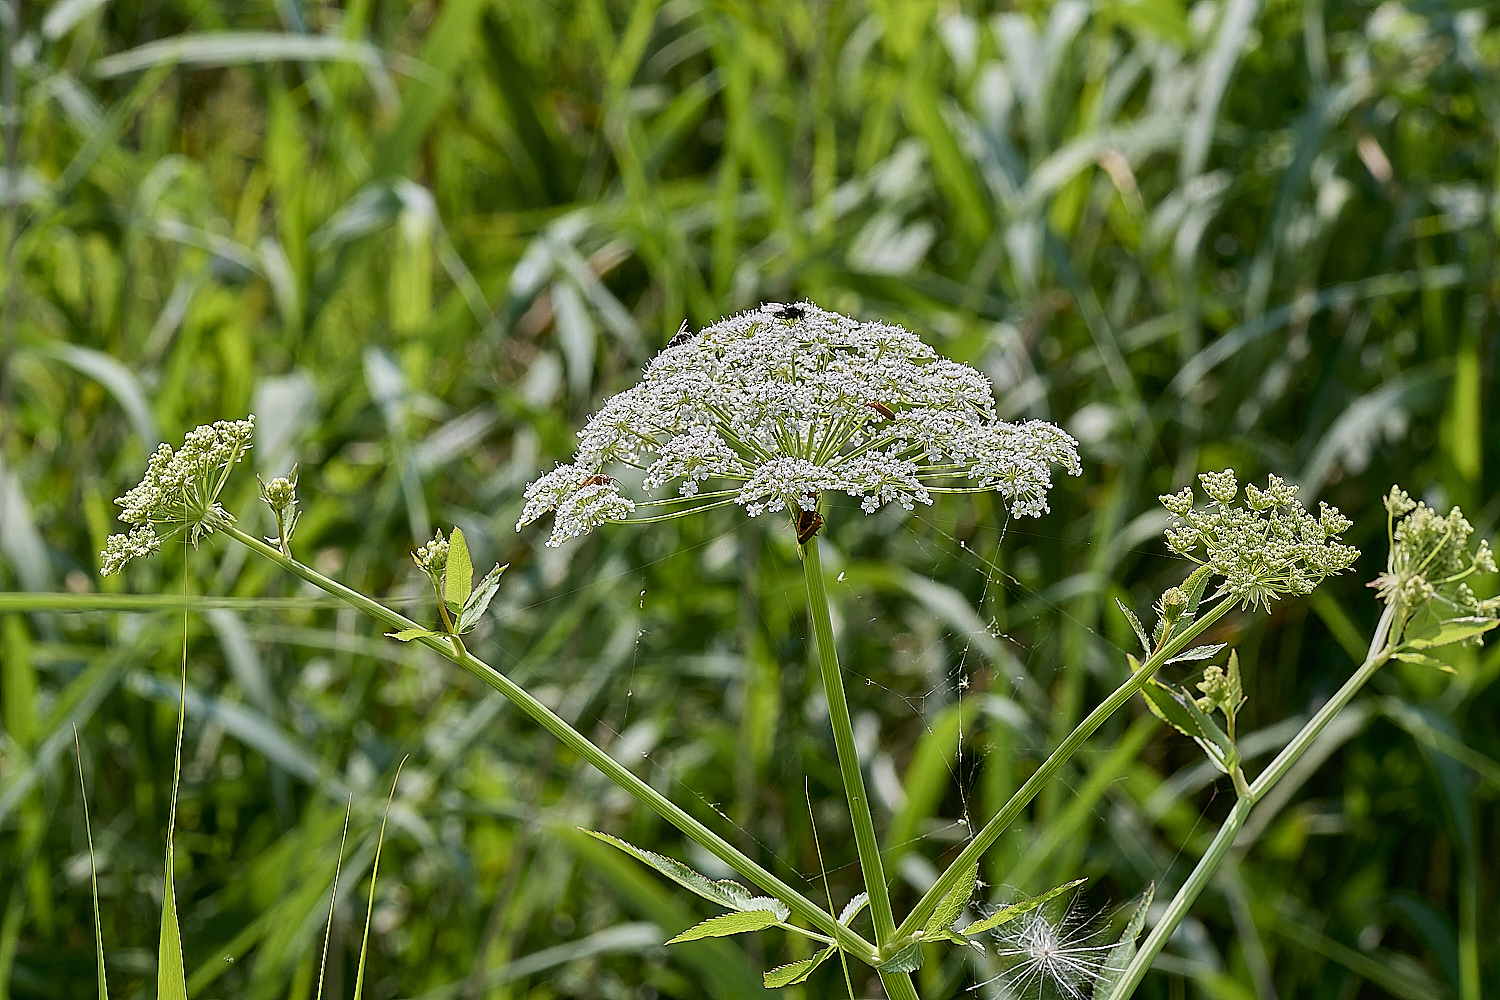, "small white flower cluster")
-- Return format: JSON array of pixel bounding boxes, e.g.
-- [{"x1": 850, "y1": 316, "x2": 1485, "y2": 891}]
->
[
  {"x1": 518, "y1": 303, "x2": 1081, "y2": 546},
  {"x1": 1372, "y1": 486, "x2": 1497, "y2": 619},
  {"x1": 1160, "y1": 470, "x2": 1359, "y2": 611},
  {"x1": 100, "y1": 417, "x2": 255, "y2": 575}
]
